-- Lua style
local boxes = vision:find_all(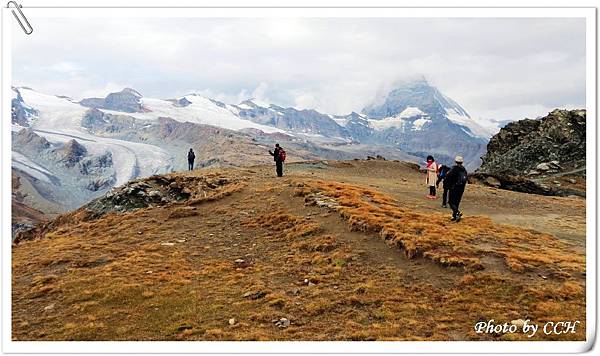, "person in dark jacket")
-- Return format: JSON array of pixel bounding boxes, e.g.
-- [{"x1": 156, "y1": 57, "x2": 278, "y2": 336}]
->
[
  {"x1": 444, "y1": 156, "x2": 468, "y2": 222},
  {"x1": 187, "y1": 148, "x2": 195, "y2": 170},
  {"x1": 269, "y1": 143, "x2": 284, "y2": 177},
  {"x1": 436, "y1": 164, "x2": 452, "y2": 208}
]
